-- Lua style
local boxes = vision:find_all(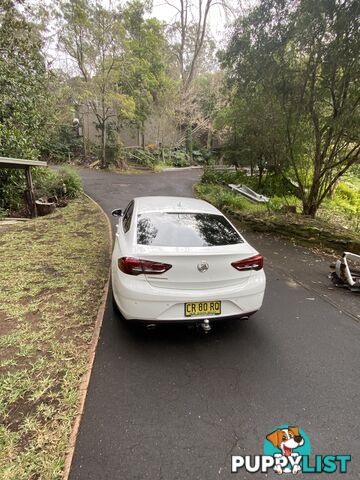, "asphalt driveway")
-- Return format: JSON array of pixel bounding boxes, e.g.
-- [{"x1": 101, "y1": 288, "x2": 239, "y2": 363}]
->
[{"x1": 69, "y1": 168, "x2": 359, "y2": 480}]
